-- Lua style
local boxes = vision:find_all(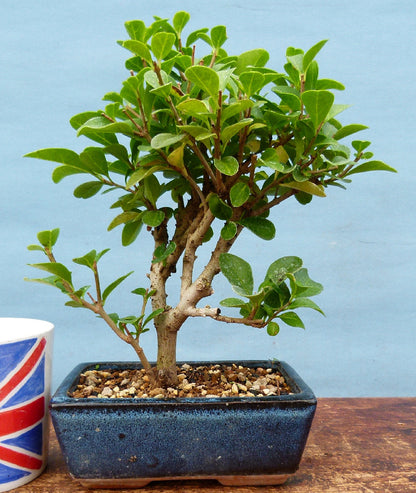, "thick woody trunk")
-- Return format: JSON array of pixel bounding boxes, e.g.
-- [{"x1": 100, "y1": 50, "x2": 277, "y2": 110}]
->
[{"x1": 155, "y1": 324, "x2": 179, "y2": 387}]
